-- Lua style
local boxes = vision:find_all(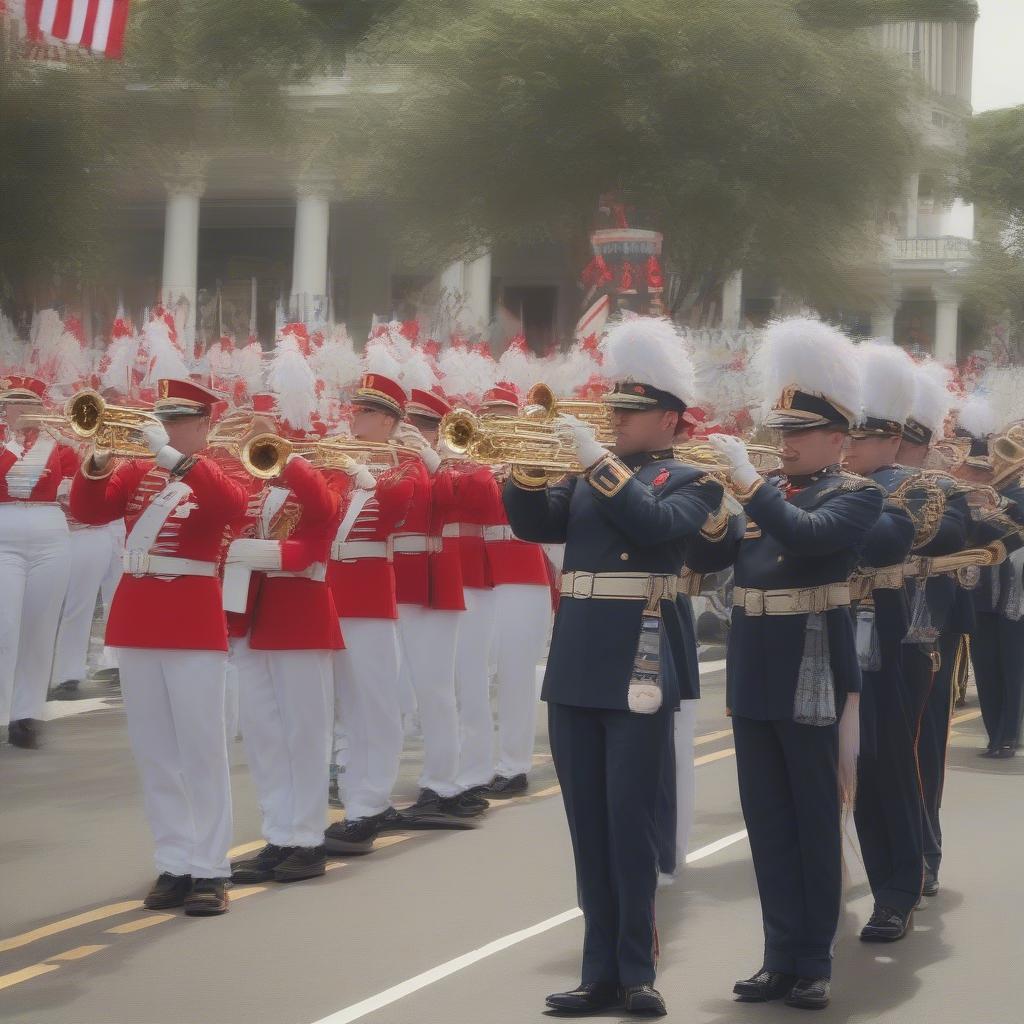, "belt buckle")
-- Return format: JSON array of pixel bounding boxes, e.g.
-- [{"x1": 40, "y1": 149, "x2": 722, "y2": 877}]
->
[
  {"x1": 126, "y1": 550, "x2": 149, "y2": 576},
  {"x1": 743, "y1": 590, "x2": 763, "y2": 616},
  {"x1": 807, "y1": 587, "x2": 826, "y2": 614},
  {"x1": 571, "y1": 573, "x2": 594, "y2": 600}
]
